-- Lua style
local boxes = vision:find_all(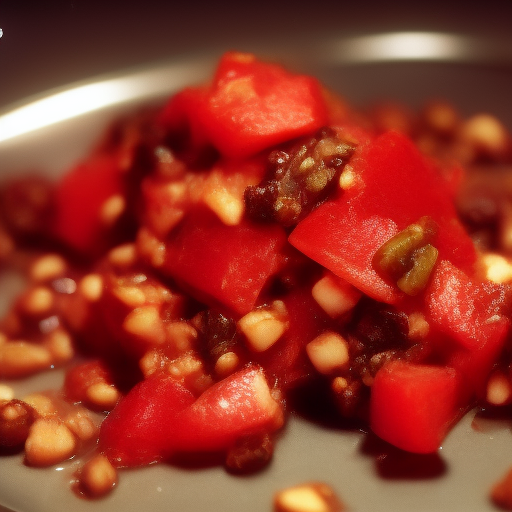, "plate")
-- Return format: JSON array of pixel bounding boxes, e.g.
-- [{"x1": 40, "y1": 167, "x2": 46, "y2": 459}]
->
[{"x1": 1, "y1": 32, "x2": 512, "y2": 512}]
